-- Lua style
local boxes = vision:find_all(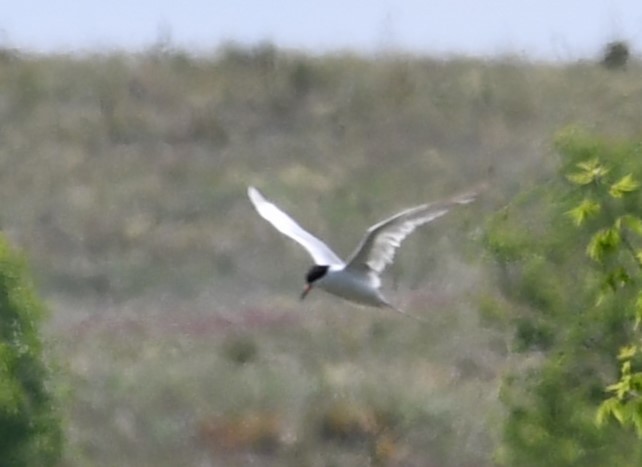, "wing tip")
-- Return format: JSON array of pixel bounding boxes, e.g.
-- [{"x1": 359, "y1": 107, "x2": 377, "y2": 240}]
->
[
  {"x1": 247, "y1": 186, "x2": 264, "y2": 205},
  {"x1": 453, "y1": 192, "x2": 477, "y2": 205},
  {"x1": 453, "y1": 182, "x2": 489, "y2": 206}
]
